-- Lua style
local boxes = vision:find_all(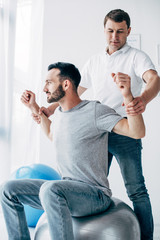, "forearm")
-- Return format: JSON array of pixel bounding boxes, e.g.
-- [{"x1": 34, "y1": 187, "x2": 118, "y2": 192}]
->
[
  {"x1": 77, "y1": 85, "x2": 87, "y2": 96},
  {"x1": 112, "y1": 73, "x2": 145, "y2": 138},
  {"x1": 141, "y1": 72, "x2": 160, "y2": 104},
  {"x1": 48, "y1": 102, "x2": 59, "y2": 115},
  {"x1": 124, "y1": 95, "x2": 145, "y2": 139},
  {"x1": 29, "y1": 102, "x2": 40, "y2": 115},
  {"x1": 127, "y1": 114, "x2": 145, "y2": 139},
  {"x1": 40, "y1": 113, "x2": 52, "y2": 140},
  {"x1": 28, "y1": 102, "x2": 52, "y2": 140}
]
